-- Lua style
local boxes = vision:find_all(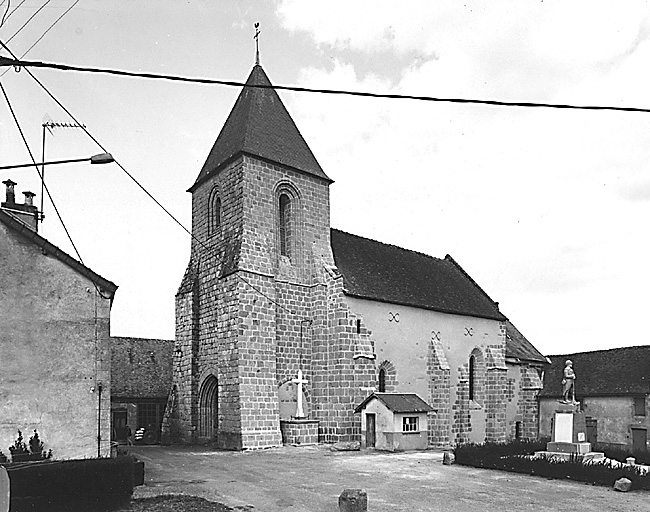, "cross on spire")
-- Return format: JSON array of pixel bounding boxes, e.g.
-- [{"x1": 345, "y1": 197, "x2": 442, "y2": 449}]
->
[{"x1": 254, "y1": 22, "x2": 261, "y2": 65}]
